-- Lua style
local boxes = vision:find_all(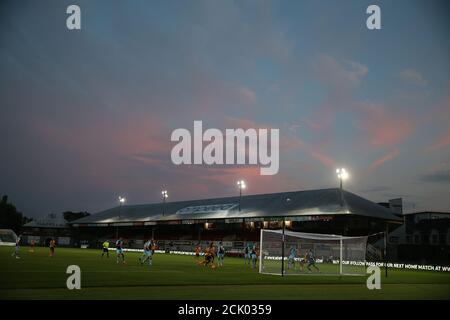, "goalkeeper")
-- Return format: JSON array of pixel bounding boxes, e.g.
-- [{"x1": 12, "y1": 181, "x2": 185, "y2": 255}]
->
[{"x1": 101, "y1": 240, "x2": 110, "y2": 258}]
